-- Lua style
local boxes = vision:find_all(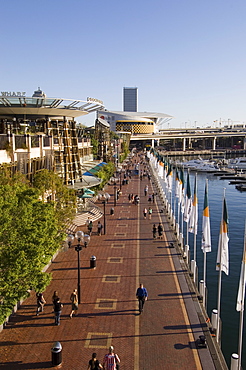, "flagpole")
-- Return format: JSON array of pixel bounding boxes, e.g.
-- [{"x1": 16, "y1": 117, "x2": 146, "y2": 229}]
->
[
  {"x1": 238, "y1": 292, "x2": 245, "y2": 370},
  {"x1": 181, "y1": 166, "x2": 184, "y2": 236},
  {"x1": 237, "y1": 221, "x2": 246, "y2": 370},
  {"x1": 193, "y1": 173, "x2": 198, "y2": 262},
  {"x1": 203, "y1": 179, "x2": 209, "y2": 302},
  {"x1": 174, "y1": 191, "x2": 176, "y2": 222},
  {"x1": 216, "y1": 189, "x2": 226, "y2": 342}
]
